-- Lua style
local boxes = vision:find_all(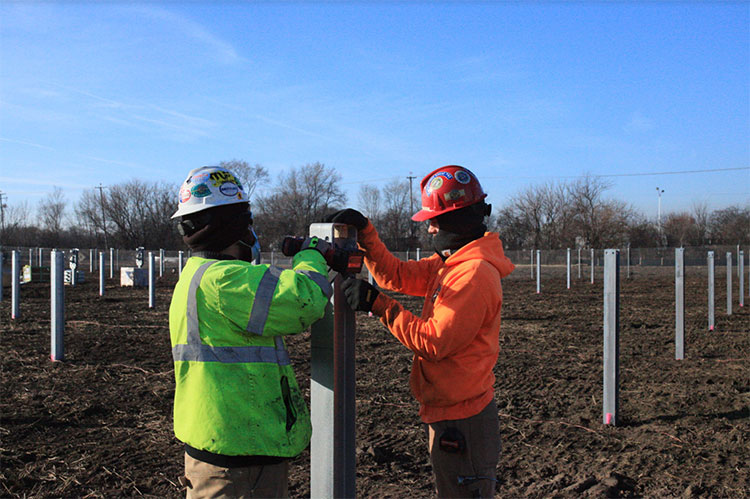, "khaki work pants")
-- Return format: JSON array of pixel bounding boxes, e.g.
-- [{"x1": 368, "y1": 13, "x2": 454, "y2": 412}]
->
[
  {"x1": 183, "y1": 452, "x2": 289, "y2": 499},
  {"x1": 426, "y1": 400, "x2": 501, "y2": 498}
]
